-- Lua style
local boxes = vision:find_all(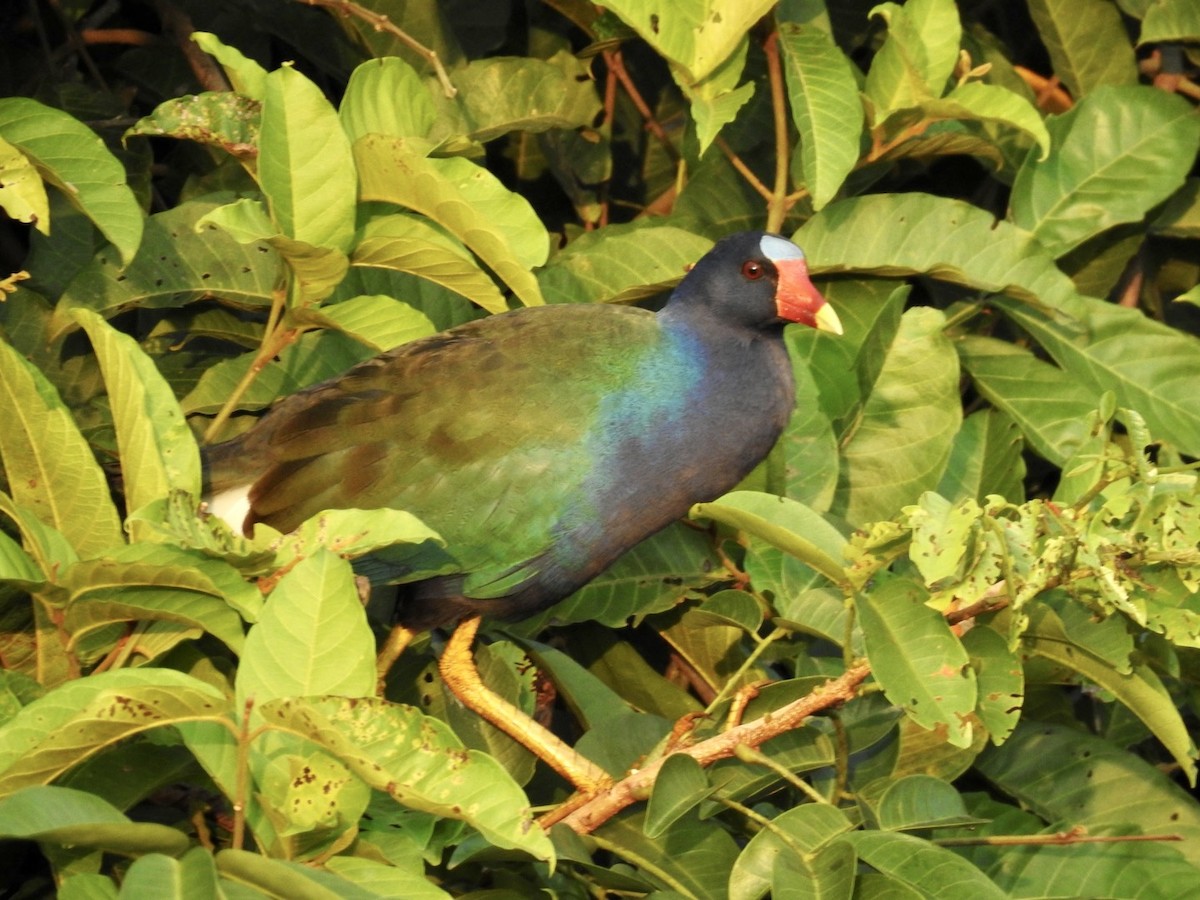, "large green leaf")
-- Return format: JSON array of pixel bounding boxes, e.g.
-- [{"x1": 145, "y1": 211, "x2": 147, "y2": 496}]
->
[
  {"x1": 600, "y1": 0, "x2": 778, "y2": 83},
  {"x1": 55, "y1": 199, "x2": 282, "y2": 324},
  {"x1": 0, "y1": 135, "x2": 49, "y2": 231},
  {"x1": 978, "y1": 722, "x2": 1200, "y2": 868},
  {"x1": 865, "y1": 0, "x2": 961, "y2": 121},
  {"x1": 1009, "y1": 86, "x2": 1200, "y2": 257},
  {"x1": 955, "y1": 336, "x2": 1095, "y2": 467},
  {"x1": 0, "y1": 785, "x2": 189, "y2": 857},
  {"x1": 236, "y1": 549, "x2": 375, "y2": 710},
  {"x1": 435, "y1": 51, "x2": 603, "y2": 144},
  {"x1": 855, "y1": 574, "x2": 976, "y2": 748},
  {"x1": 0, "y1": 97, "x2": 142, "y2": 264},
  {"x1": 537, "y1": 224, "x2": 713, "y2": 305},
  {"x1": 259, "y1": 66, "x2": 356, "y2": 253},
  {"x1": 292, "y1": 294, "x2": 435, "y2": 352},
  {"x1": 0, "y1": 669, "x2": 228, "y2": 796},
  {"x1": 839, "y1": 831, "x2": 1007, "y2": 898},
  {"x1": 936, "y1": 409, "x2": 1026, "y2": 505},
  {"x1": 794, "y1": 192, "x2": 1076, "y2": 307},
  {"x1": 832, "y1": 307, "x2": 961, "y2": 526},
  {"x1": 340, "y1": 56, "x2": 435, "y2": 143},
  {"x1": 120, "y1": 848, "x2": 221, "y2": 900},
  {"x1": 1026, "y1": 0, "x2": 1138, "y2": 98},
  {"x1": 72, "y1": 309, "x2": 201, "y2": 514},
  {"x1": 261, "y1": 695, "x2": 553, "y2": 859},
  {"x1": 994, "y1": 293, "x2": 1200, "y2": 455},
  {"x1": 597, "y1": 810, "x2": 740, "y2": 898},
  {"x1": 0, "y1": 339, "x2": 122, "y2": 560},
  {"x1": 355, "y1": 135, "x2": 547, "y2": 307},
  {"x1": 729, "y1": 803, "x2": 856, "y2": 900},
  {"x1": 352, "y1": 213, "x2": 508, "y2": 312},
  {"x1": 1023, "y1": 606, "x2": 1198, "y2": 785},
  {"x1": 778, "y1": 22, "x2": 862, "y2": 210},
  {"x1": 1140, "y1": 0, "x2": 1200, "y2": 43}
]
